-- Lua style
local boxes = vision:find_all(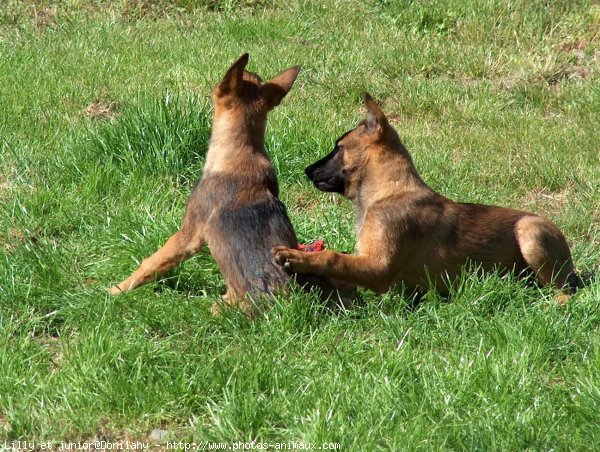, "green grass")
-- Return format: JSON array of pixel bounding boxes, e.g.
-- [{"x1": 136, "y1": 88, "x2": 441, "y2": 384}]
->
[{"x1": 1, "y1": 0, "x2": 599, "y2": 448}]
